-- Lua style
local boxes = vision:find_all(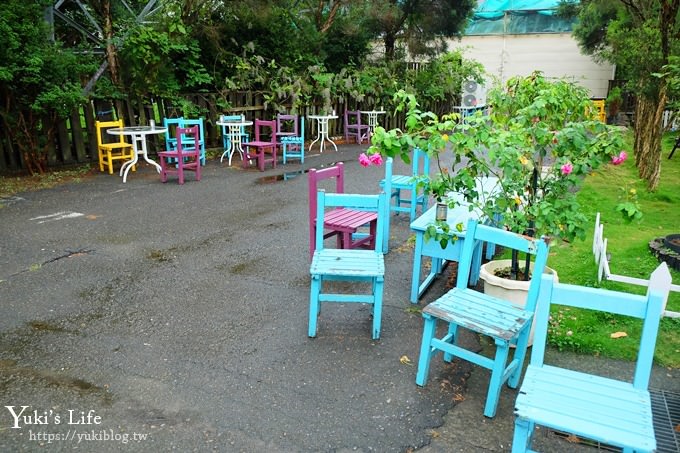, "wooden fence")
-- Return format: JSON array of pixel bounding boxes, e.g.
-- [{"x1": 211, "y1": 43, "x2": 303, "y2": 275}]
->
[{"x1": 0, "y1": 91, "x2": 457, "y2": 174}]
